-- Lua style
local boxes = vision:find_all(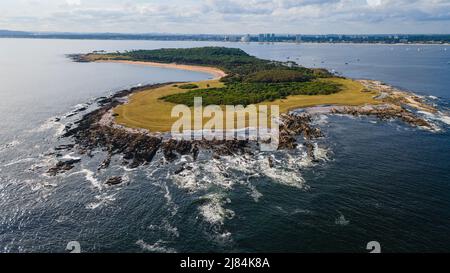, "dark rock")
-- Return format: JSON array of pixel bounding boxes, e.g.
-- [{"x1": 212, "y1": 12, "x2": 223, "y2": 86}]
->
[
  {"x1": 305, "y1": 142, "x2": 317, "y2": 162},
  {"x1": 47, "y1": 159, "x2": 81, "y2": 176},
  {"x1": 268, "y1": 157, "x2": 274, "y2": 168},
  {"x1": 98, "y1": 156, "x2": 112, "y2": 170},
  {"x1": 105, "y1": 176, "x2": 123, "y2": 186},
  {"x1": 55, "y1": 144, "x2": 75, "y2": 151},
  {"x1": 59, "y1": 83, "x2": 324, "y2": 171},
  {"x1": 331, "y1": 106, "x2": 432, "y2": 129}
]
